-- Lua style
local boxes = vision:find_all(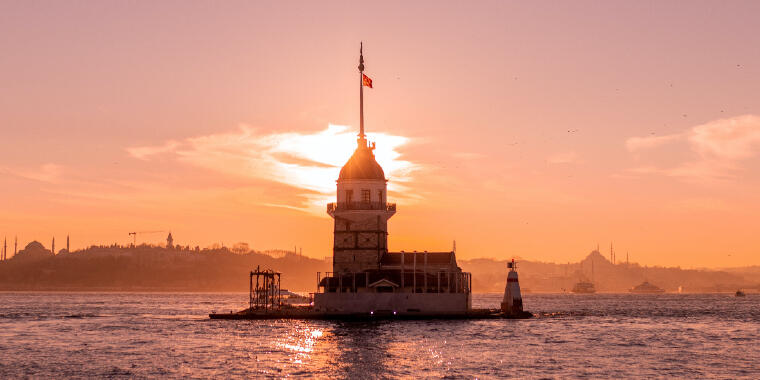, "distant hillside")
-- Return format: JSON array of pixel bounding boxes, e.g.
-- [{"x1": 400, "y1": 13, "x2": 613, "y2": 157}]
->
[
  {"x1": 0, "y1": 244, "x2": 331, "y2": 292},
  {"x1": 461, "y1": 250, "x2": 760, "y2": 293},
  {"x1": 1, "y1": 244, "x2": 757, "y2": 293}
]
